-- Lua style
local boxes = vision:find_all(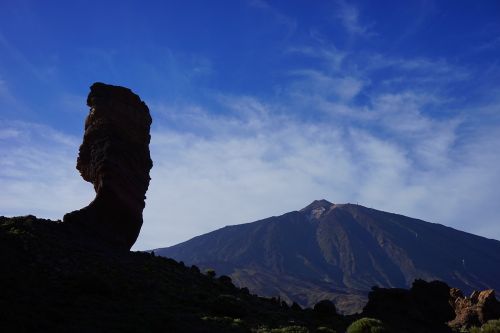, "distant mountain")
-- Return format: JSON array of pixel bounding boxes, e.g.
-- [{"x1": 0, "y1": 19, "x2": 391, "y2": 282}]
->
[{"x1": 155, "y1": 200, "x2": 500, "y2": 313}]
